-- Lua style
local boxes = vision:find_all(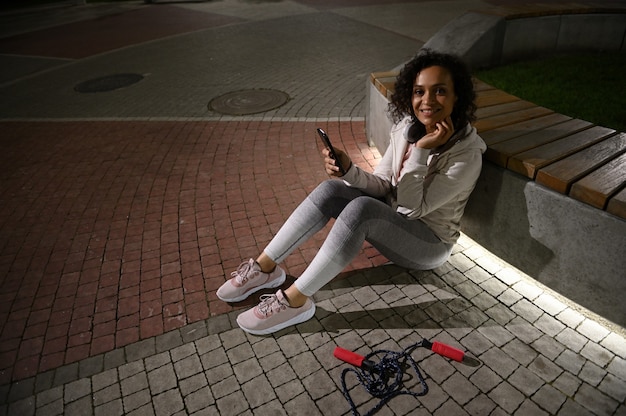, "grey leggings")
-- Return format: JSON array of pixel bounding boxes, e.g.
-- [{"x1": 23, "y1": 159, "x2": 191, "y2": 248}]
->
[{"x1": 264, "y1": 180, "x2": 453, "y2": 296}]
